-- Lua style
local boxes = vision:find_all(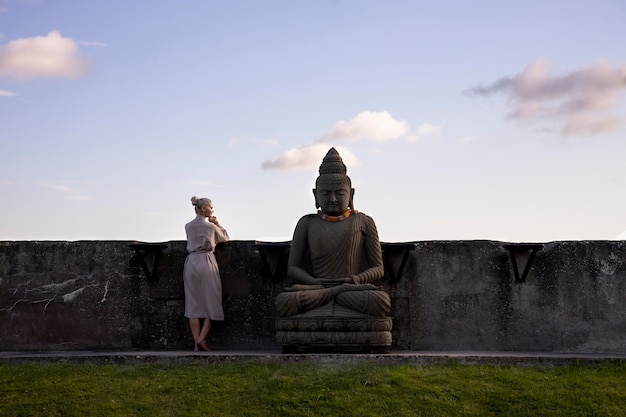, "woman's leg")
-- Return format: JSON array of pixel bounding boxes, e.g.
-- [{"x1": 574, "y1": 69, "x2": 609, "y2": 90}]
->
[
  {"x1": 196, "y1": 318, "x2": 212, "y2": 351},
  {"x1": 188, "y1": 318, "x2": 202, "y2": 351}
]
